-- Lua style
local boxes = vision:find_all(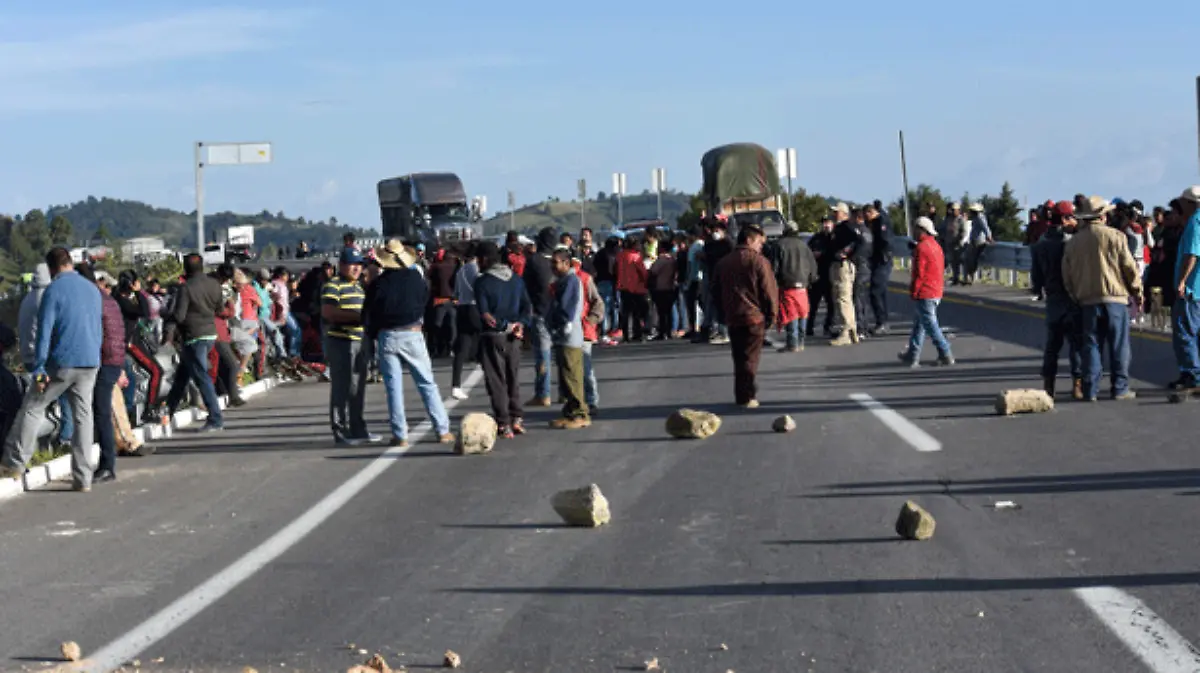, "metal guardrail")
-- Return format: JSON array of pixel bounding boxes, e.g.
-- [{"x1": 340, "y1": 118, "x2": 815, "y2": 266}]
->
[{"x1": 796, "y1": 233, "x2": 1034, "y2": 287}]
